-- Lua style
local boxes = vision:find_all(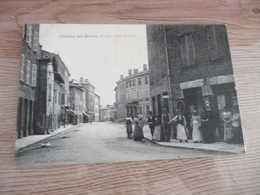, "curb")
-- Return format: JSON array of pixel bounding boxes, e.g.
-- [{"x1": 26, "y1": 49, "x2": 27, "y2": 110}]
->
[
  {"x1": 144, "y1": 137, "x2": 243, "y2": 155},
  {"x1": 15, "y1": 125, "x2": 83, "y2": 152}
]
